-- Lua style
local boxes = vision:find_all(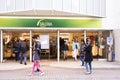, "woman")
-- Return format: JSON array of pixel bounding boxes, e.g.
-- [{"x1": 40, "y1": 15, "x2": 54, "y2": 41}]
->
[
  {"x1": 62, "y1": 41, "x2": 69, "y2": 60},
  {"x1": 80, "y1": 40, "x2": 86, "y2": 66},
  {"x1": 31, "y1": 36, "x2": 44, "y2": 75},
  {"x1": 84, "y1": 39, "x2": 93, "y2": 74},
  {"x1": 72, "y1": 39, "x2": 80, "y2": 61}
]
